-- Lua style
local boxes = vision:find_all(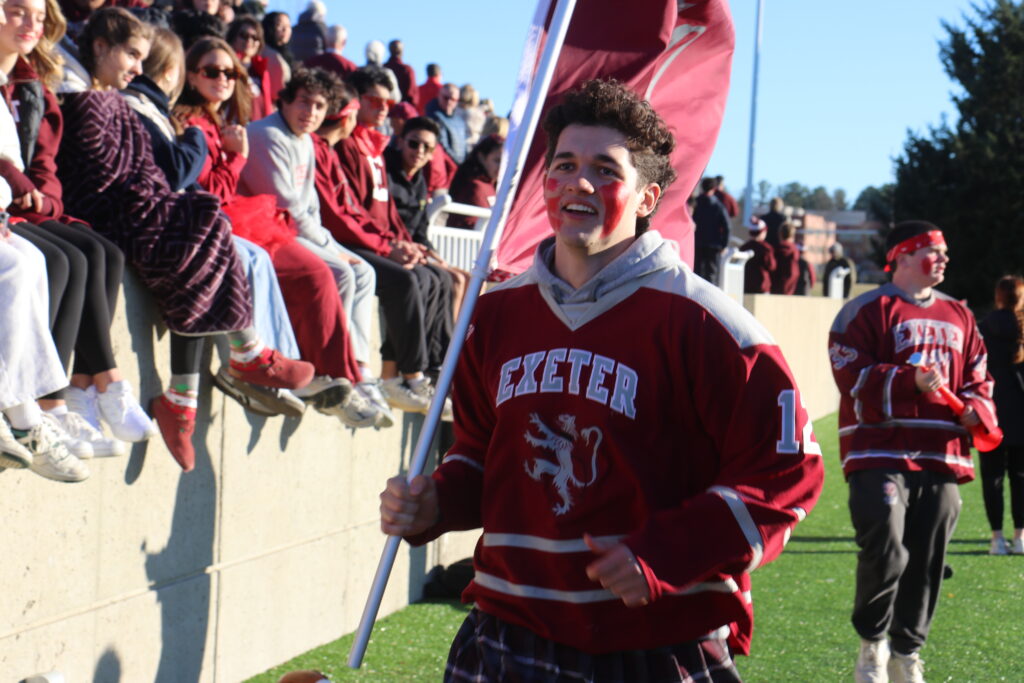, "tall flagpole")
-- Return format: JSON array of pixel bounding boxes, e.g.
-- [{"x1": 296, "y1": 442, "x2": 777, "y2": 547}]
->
[
  {"x1": 346, "y1": 0, "x2": 578, "y2": 668},
  {"x1": 742, "y1": 0, "x2": 765, "y2": 227}
]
